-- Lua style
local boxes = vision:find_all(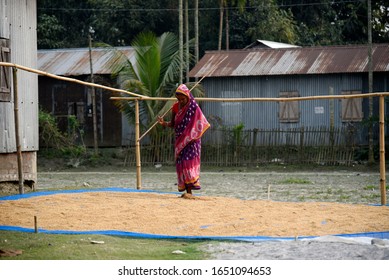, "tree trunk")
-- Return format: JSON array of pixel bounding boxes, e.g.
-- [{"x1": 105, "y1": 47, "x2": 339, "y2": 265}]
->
[
  {"x1": 218, "y1": 0, "x2": 224, "y2": 51},
  {"x1": 179, "y1": 0, "x2": 183, "y2": 83},
  {"x1": 195, "y1": 0, "x2": 199, "y2": 65},
  {"x1": 225, "y1": 5, "x2": 229, "y2": 51},
  {"x1": 185, "y1": 0, "x2": 189, "y2": 83}
]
